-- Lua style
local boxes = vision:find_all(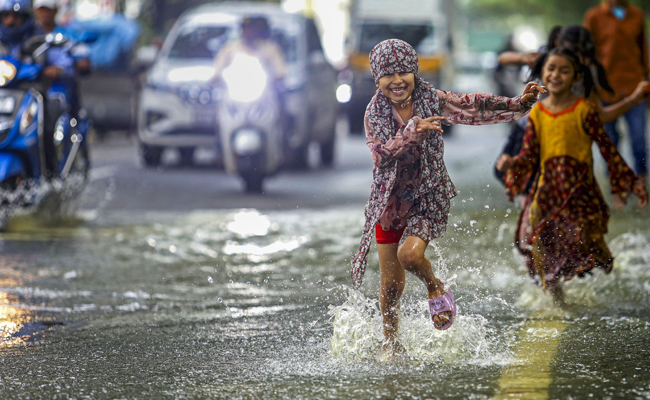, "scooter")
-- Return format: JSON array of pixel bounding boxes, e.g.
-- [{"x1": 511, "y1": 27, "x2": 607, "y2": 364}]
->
[
  {"x1": 216, "y1": 52, "x2": 284, "y2": 193},
  {"x1": 0, "y1": 33, "x2": 90, "y2": 207}
]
